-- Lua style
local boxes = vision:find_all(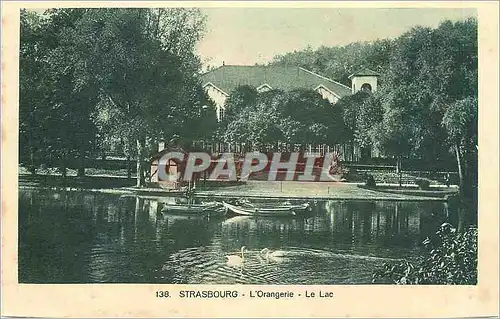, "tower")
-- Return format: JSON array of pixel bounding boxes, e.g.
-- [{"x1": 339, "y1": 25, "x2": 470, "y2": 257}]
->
[{"x1": 348, "y1": 69, "x2": 380, "y2": 94}]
